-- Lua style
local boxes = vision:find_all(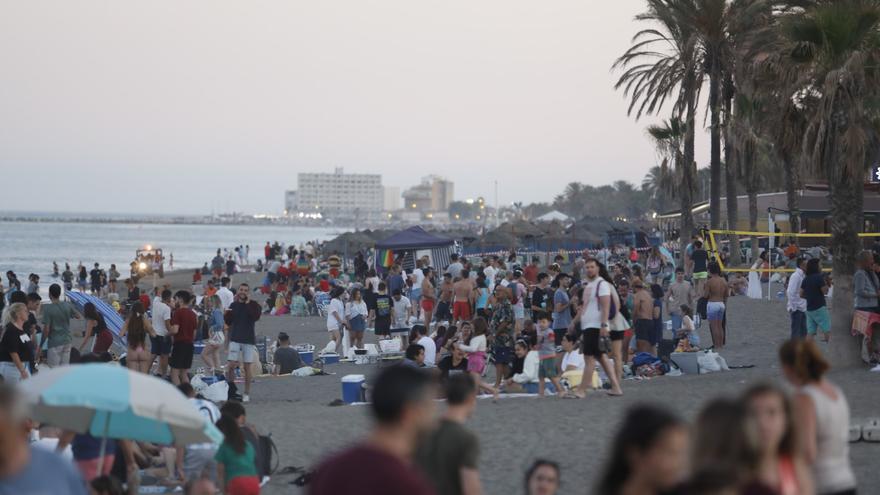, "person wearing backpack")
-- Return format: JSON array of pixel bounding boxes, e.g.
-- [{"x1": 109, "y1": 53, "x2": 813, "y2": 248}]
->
[{"x1": 569, "y1": 258, "x2": 623, "y2": 398}]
